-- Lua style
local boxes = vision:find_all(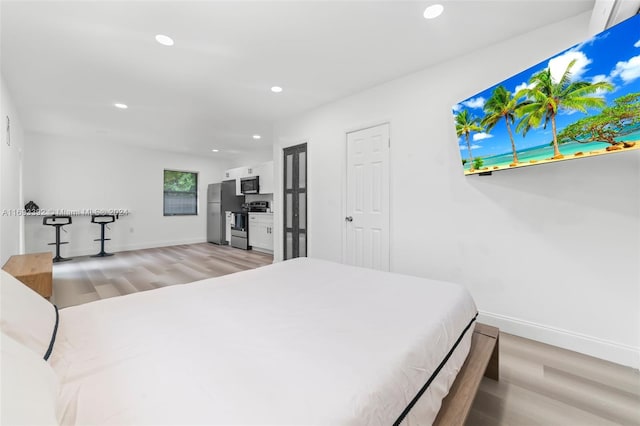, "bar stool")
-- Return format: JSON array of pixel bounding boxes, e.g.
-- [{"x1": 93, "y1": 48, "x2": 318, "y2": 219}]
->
[
  {"x1": 91, "y1": 214, "x2": 116, "y2": 257},
  {"x1": 43, "y1": 215, "x2": 72, "y2": 263}
]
